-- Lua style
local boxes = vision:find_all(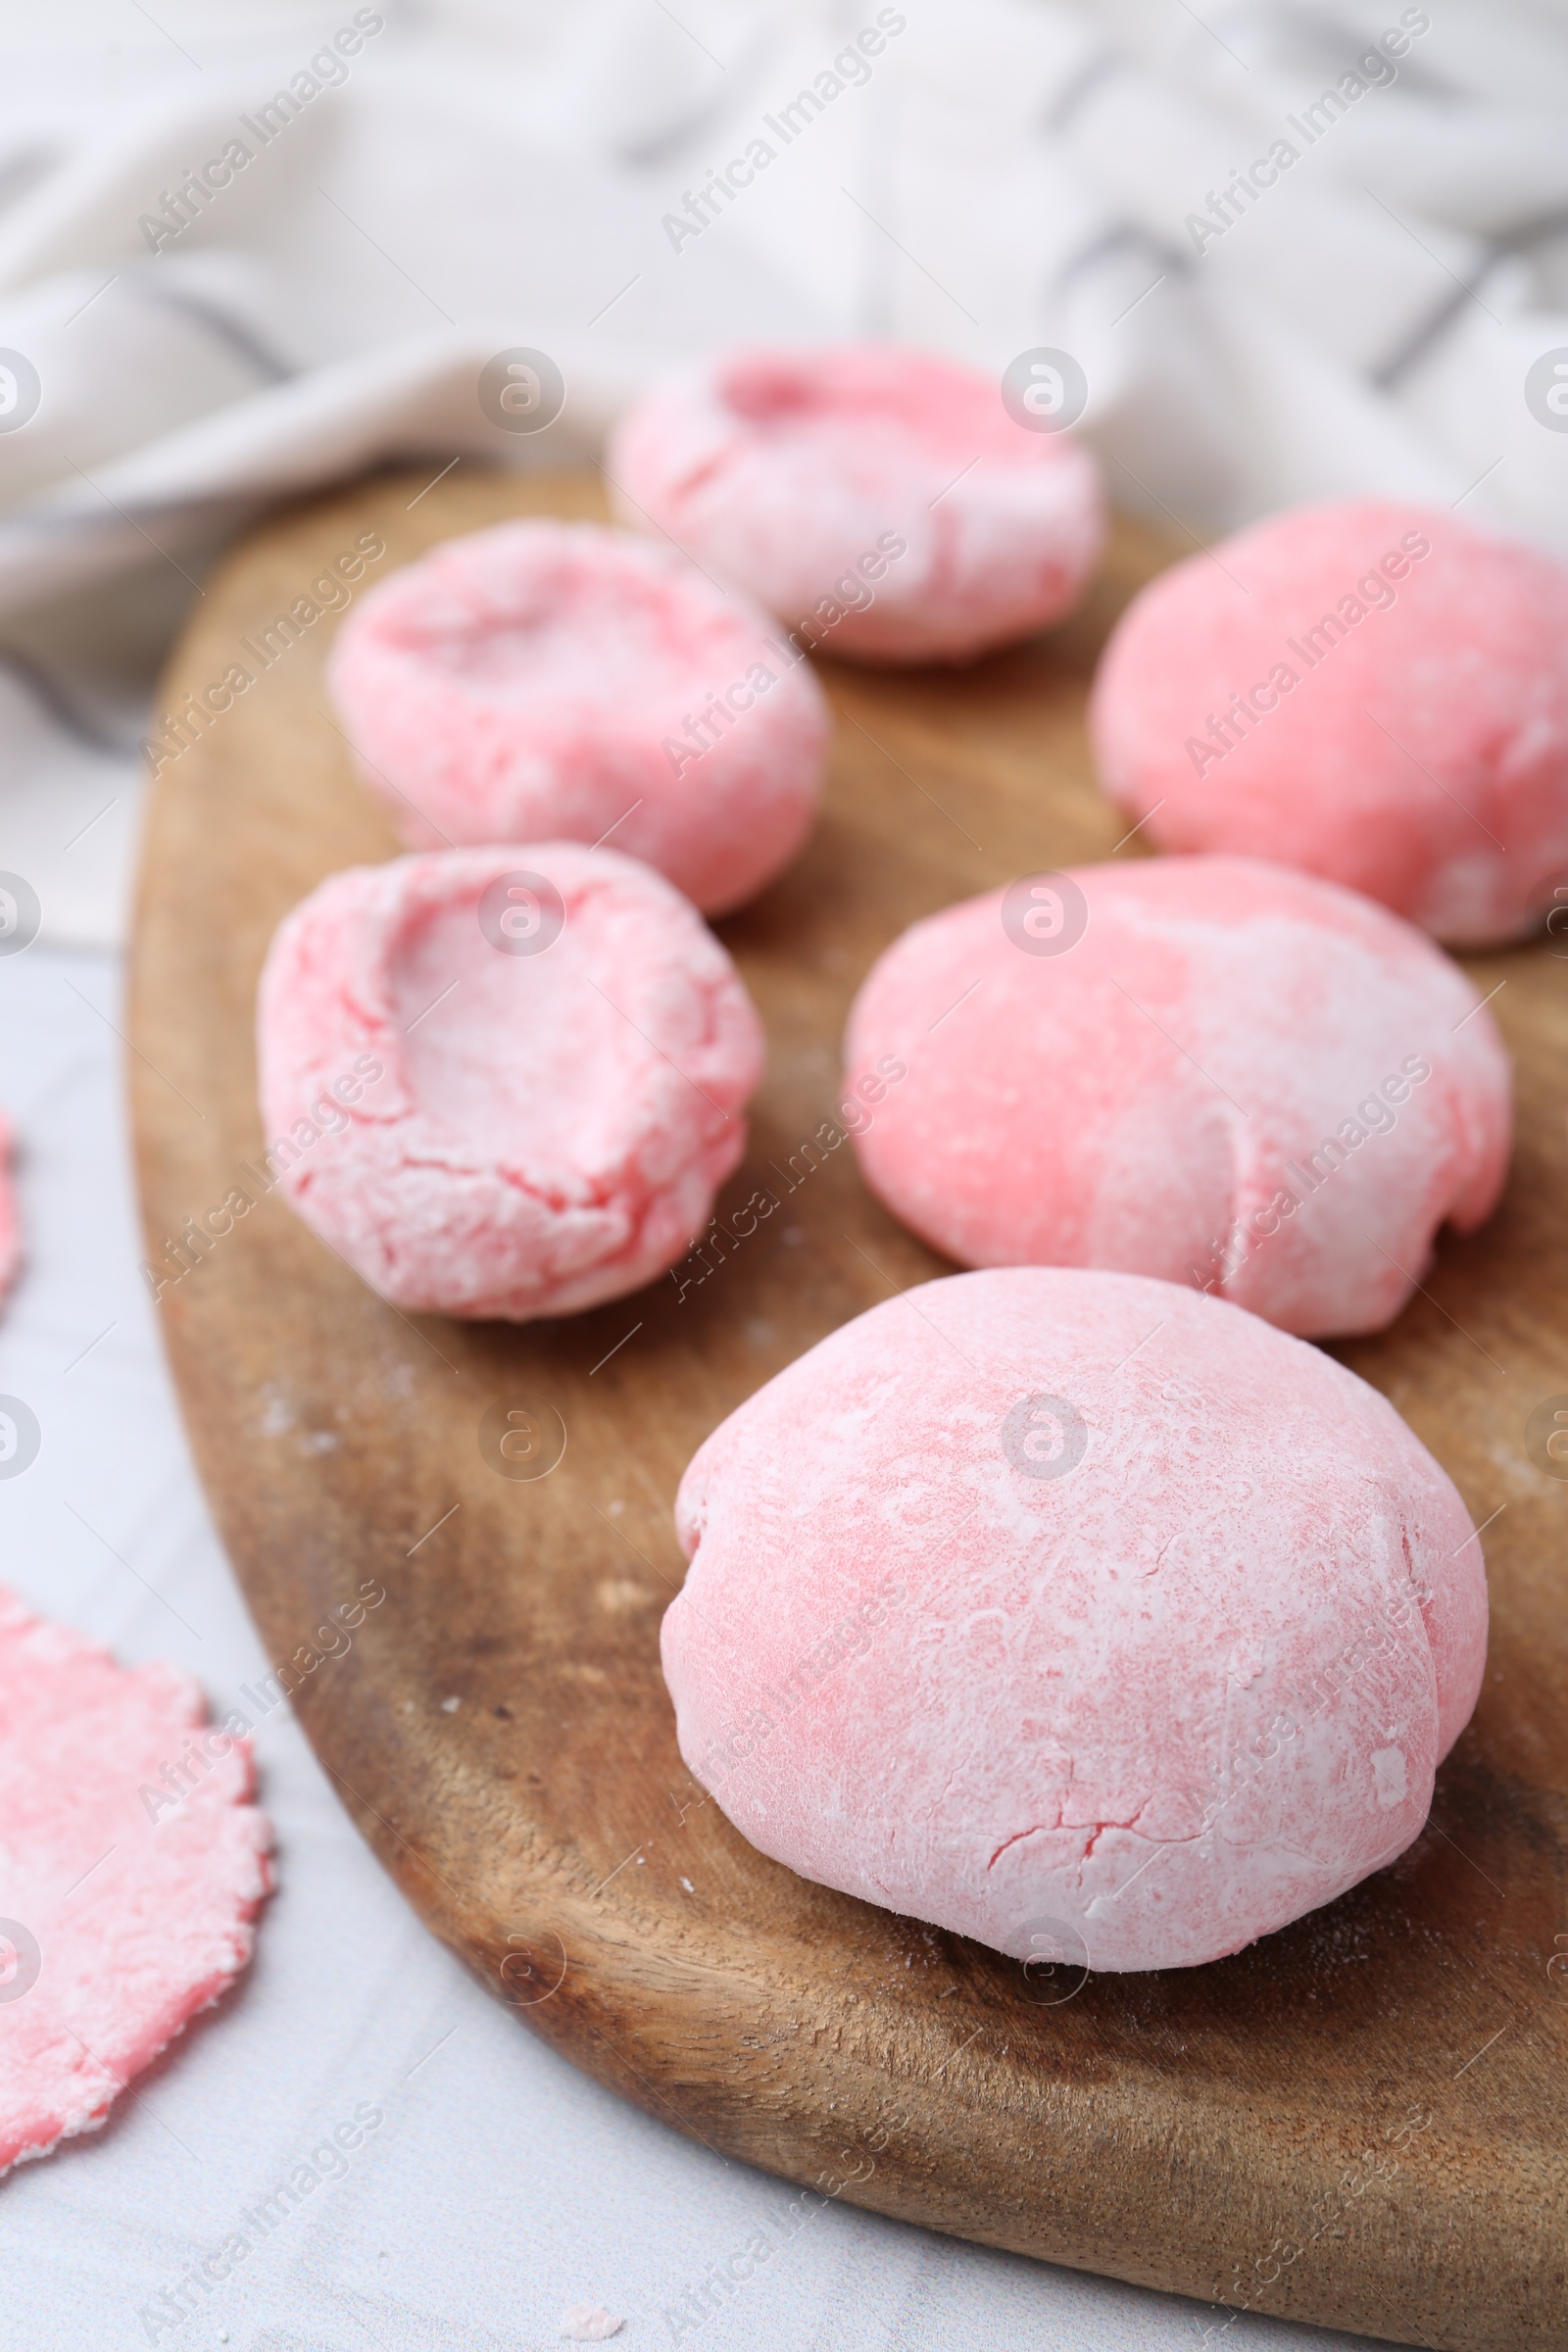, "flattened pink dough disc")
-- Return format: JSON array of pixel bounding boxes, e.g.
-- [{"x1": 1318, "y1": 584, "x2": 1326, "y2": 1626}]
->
[
  {"x1": 1091, "y1": 499, "x2": 1568, "y2": 946},
  {"x1": 608, "y1": 344, "x2": 1105, "y2": 666},
  {"x1": 256, "y1": 844, "x2": 764, "y2": 1321},
  {"x1": 327, "y1": 520, "x2": 829, "y2": 915},
  {"x1": 844, "y1": 856, "x2": 1511, "y2": 1339},
  {"x1": 0, "y1": 1588, "x2": 271, "y2": 2174},
  {"x1": 663, "y1": 1269, "x2": 1488, "y2": 1974}
]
